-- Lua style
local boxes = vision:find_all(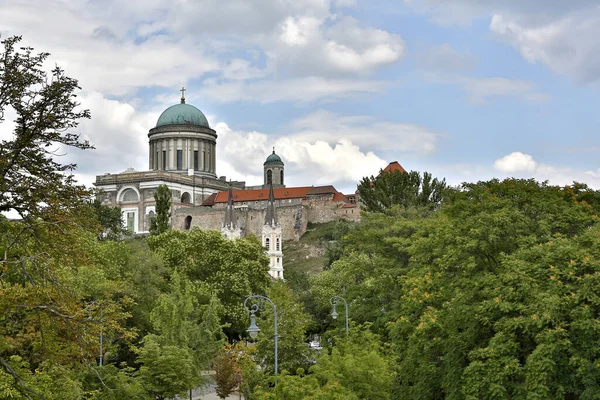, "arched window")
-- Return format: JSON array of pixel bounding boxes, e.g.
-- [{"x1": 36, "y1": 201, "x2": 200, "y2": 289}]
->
[
  {"x1": 121, "y1": 188, "x2": 139, "y2": 202},
  {"x1": 181, "y1": 192, "x2": 191, "y2": 204},
  {"x1": 184, "y1": 215, "x2": 192, "y2": 230},
  {"x1": 280, "y1": 170, "x2": 284, "y2": 185},
  {"x1": 265, "y1": 237, "x2": 270, "y2": 250},
  {"x1": 267, "y1": 170, "x2": 272, "y2": 184},
  {"x1": 276, "y1": 238, "x2": 280, "y2": 251}
]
